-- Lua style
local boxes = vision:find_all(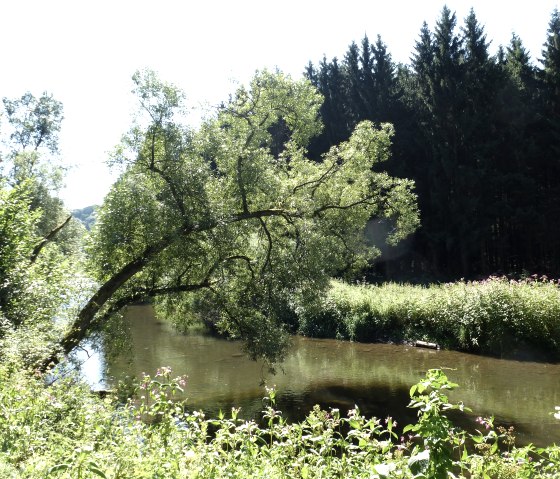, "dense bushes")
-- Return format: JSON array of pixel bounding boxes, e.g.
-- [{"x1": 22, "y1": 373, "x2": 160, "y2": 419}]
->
[
  {"x1": 1, "y1": 366, "x2": 559, "y2": 478},
  {"x1": 298, "y1": 276, "x2": 560, "y2": 358}
]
